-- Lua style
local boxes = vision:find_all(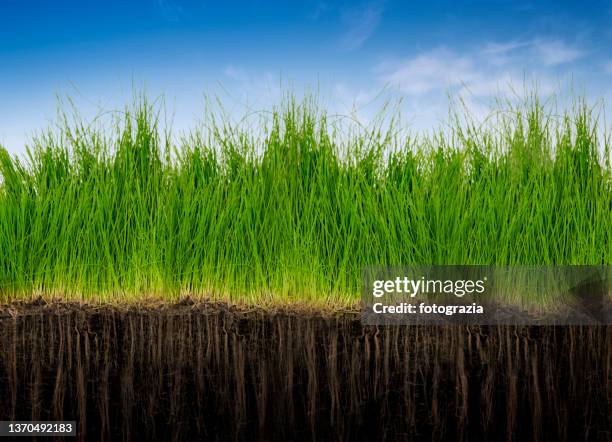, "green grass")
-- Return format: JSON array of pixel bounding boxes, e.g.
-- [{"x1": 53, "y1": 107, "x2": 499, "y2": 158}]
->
[{"x1": 0, "y1": 93, "x2": 610, "y2": 306}]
